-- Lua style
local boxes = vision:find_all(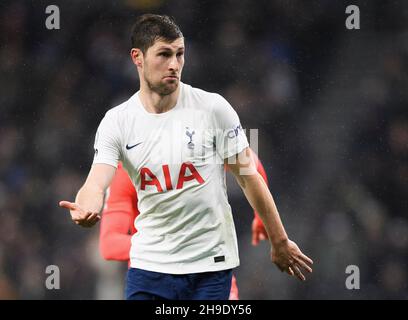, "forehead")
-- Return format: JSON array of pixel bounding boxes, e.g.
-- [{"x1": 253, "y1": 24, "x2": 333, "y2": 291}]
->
[{"x1": 150, "y1": 37, "x2": 185, "y2": 51}]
